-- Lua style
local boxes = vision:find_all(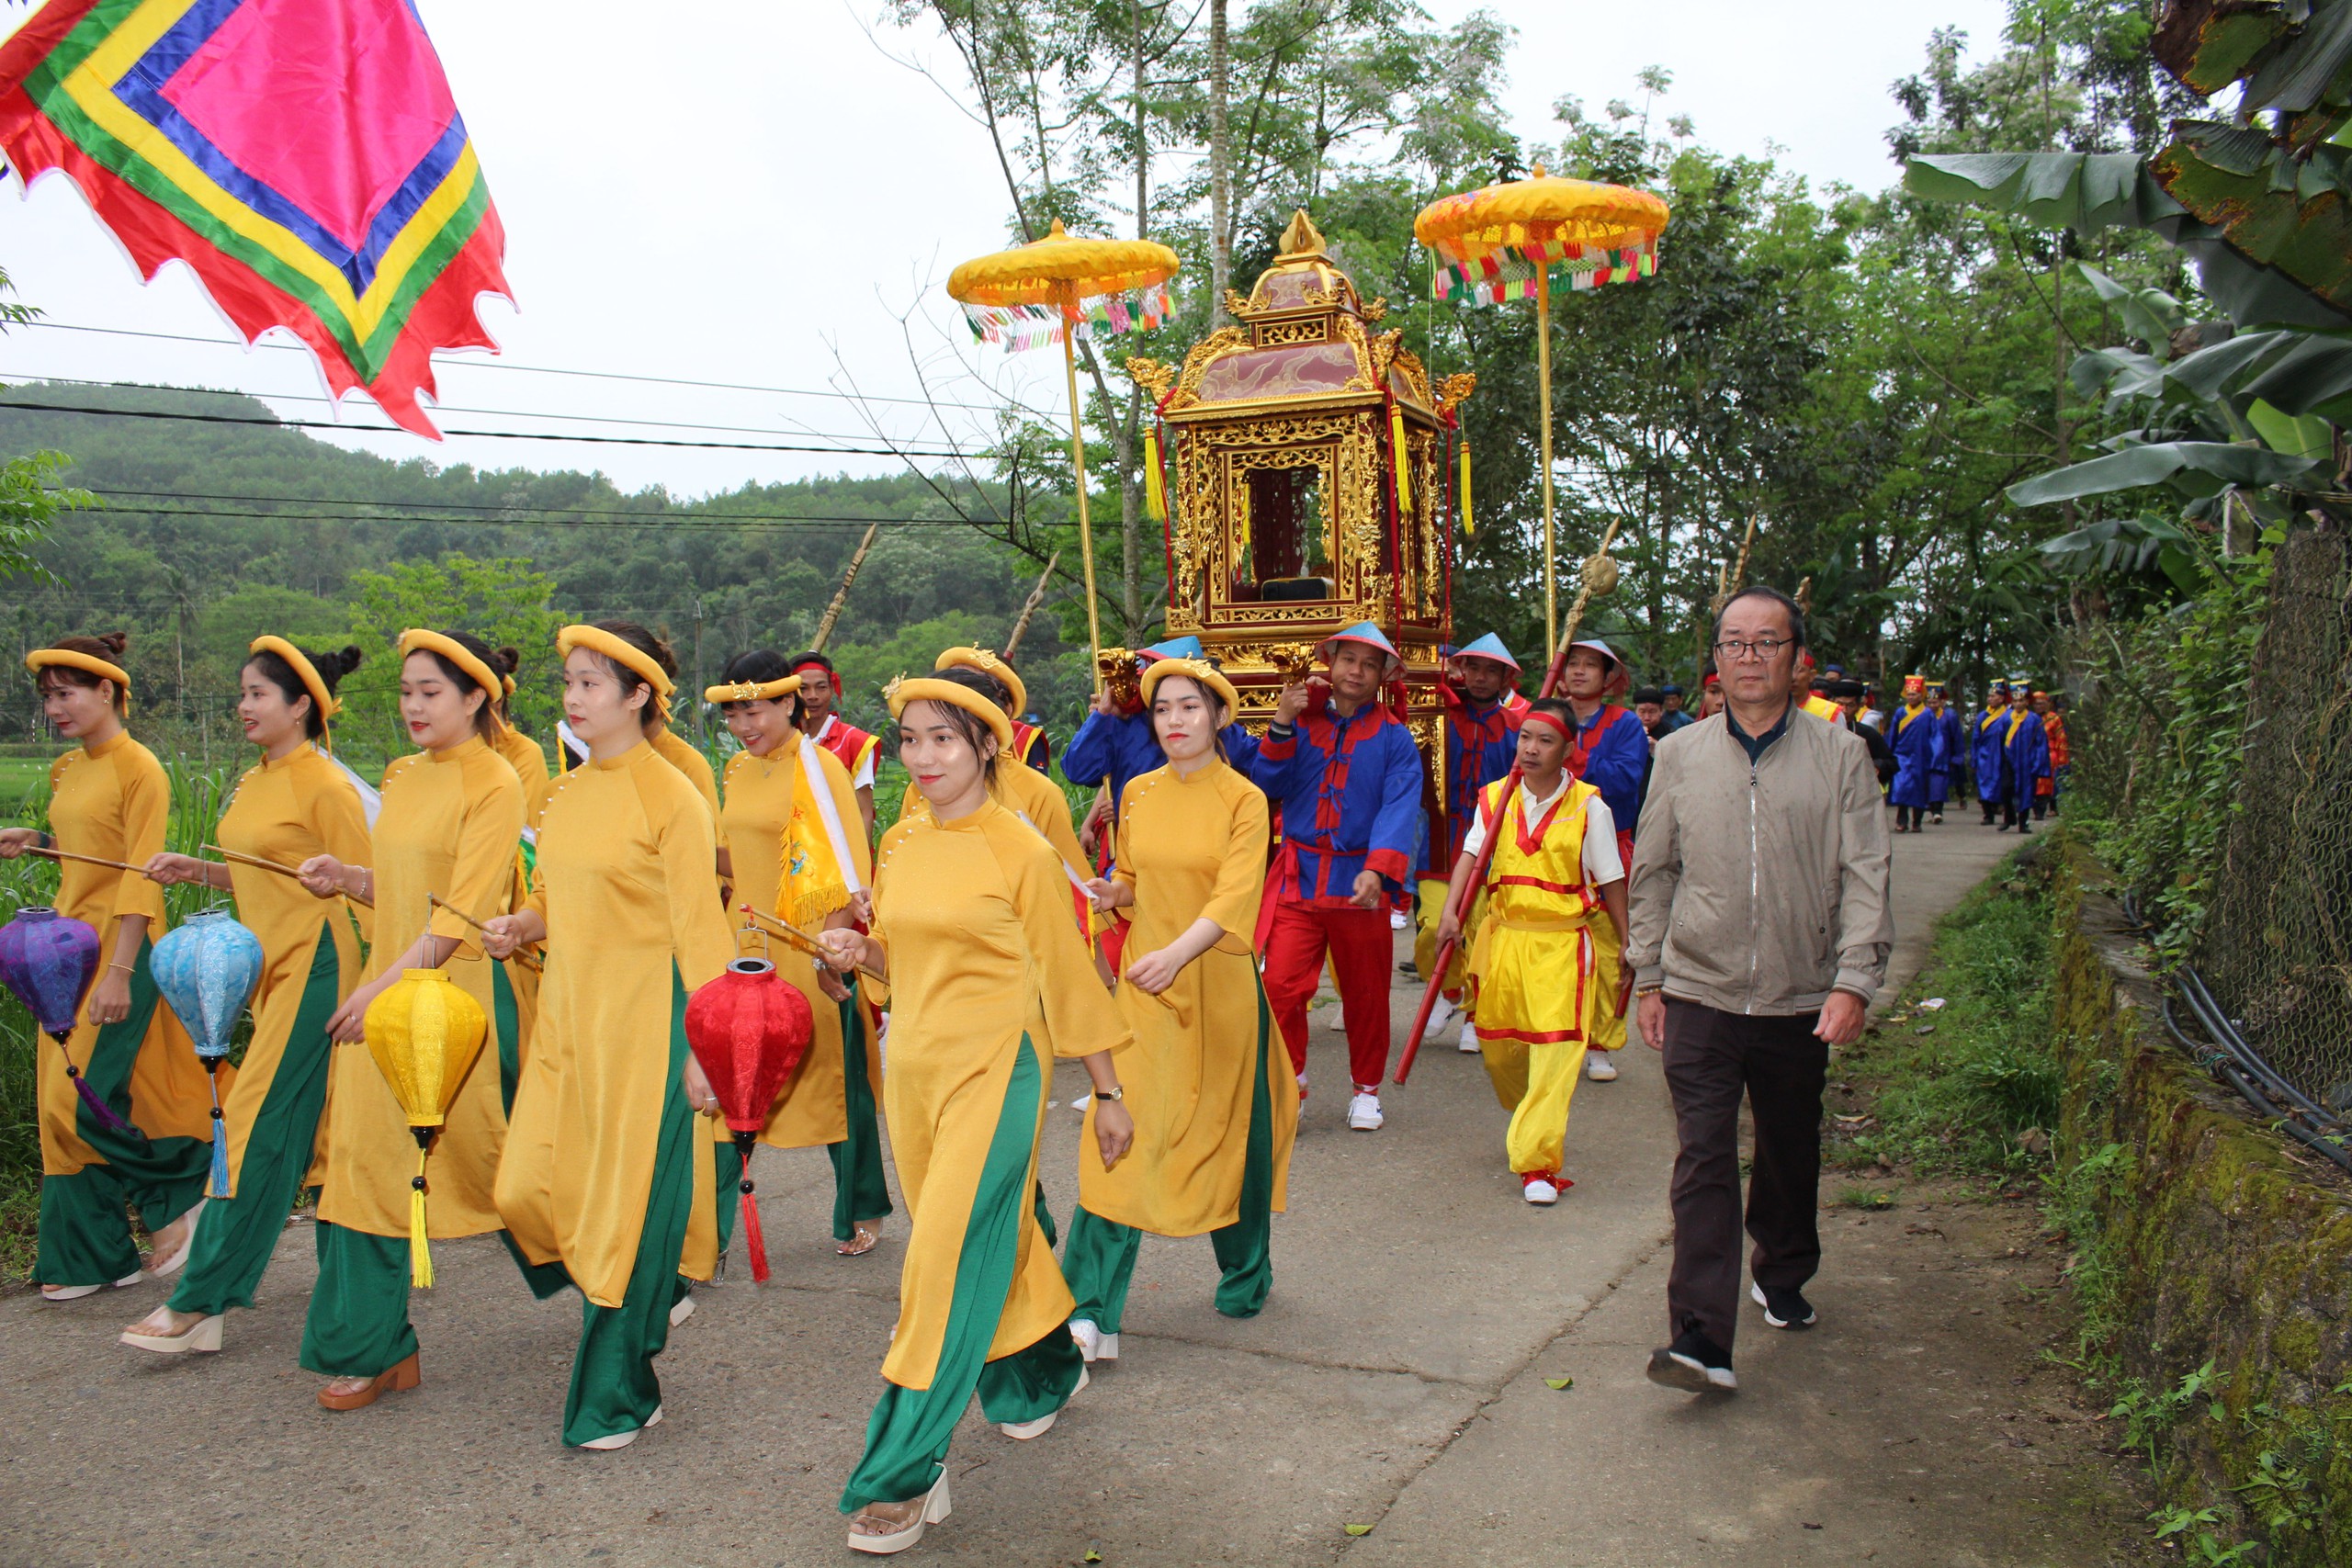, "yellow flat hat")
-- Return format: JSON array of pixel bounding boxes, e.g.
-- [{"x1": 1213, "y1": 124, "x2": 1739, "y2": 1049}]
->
[
  {"x1": 27, "y1": 648, "x2": 130, "y2": 692},
  {"x1": 704, "y1": 673, "x2": 802, "y2": 705},
  {"x1": 398, "y1": 629, "x2": 504, "y2": 705},
  {"x1": 558, "y1": 624, "x2": 675, "y2": 719},
  {"x1": 887, "y1": 675, "x2": 1014, "y2": 750},
  {"x1": 933, "y1": 646, "x2": 1026, "y2": 715},
  {"x1": 250, "y1": 636, "x2": 341, "y2": 722},
  {"x1": 1139, "y1": 657, "x2": 1239, "y2": 717}
]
